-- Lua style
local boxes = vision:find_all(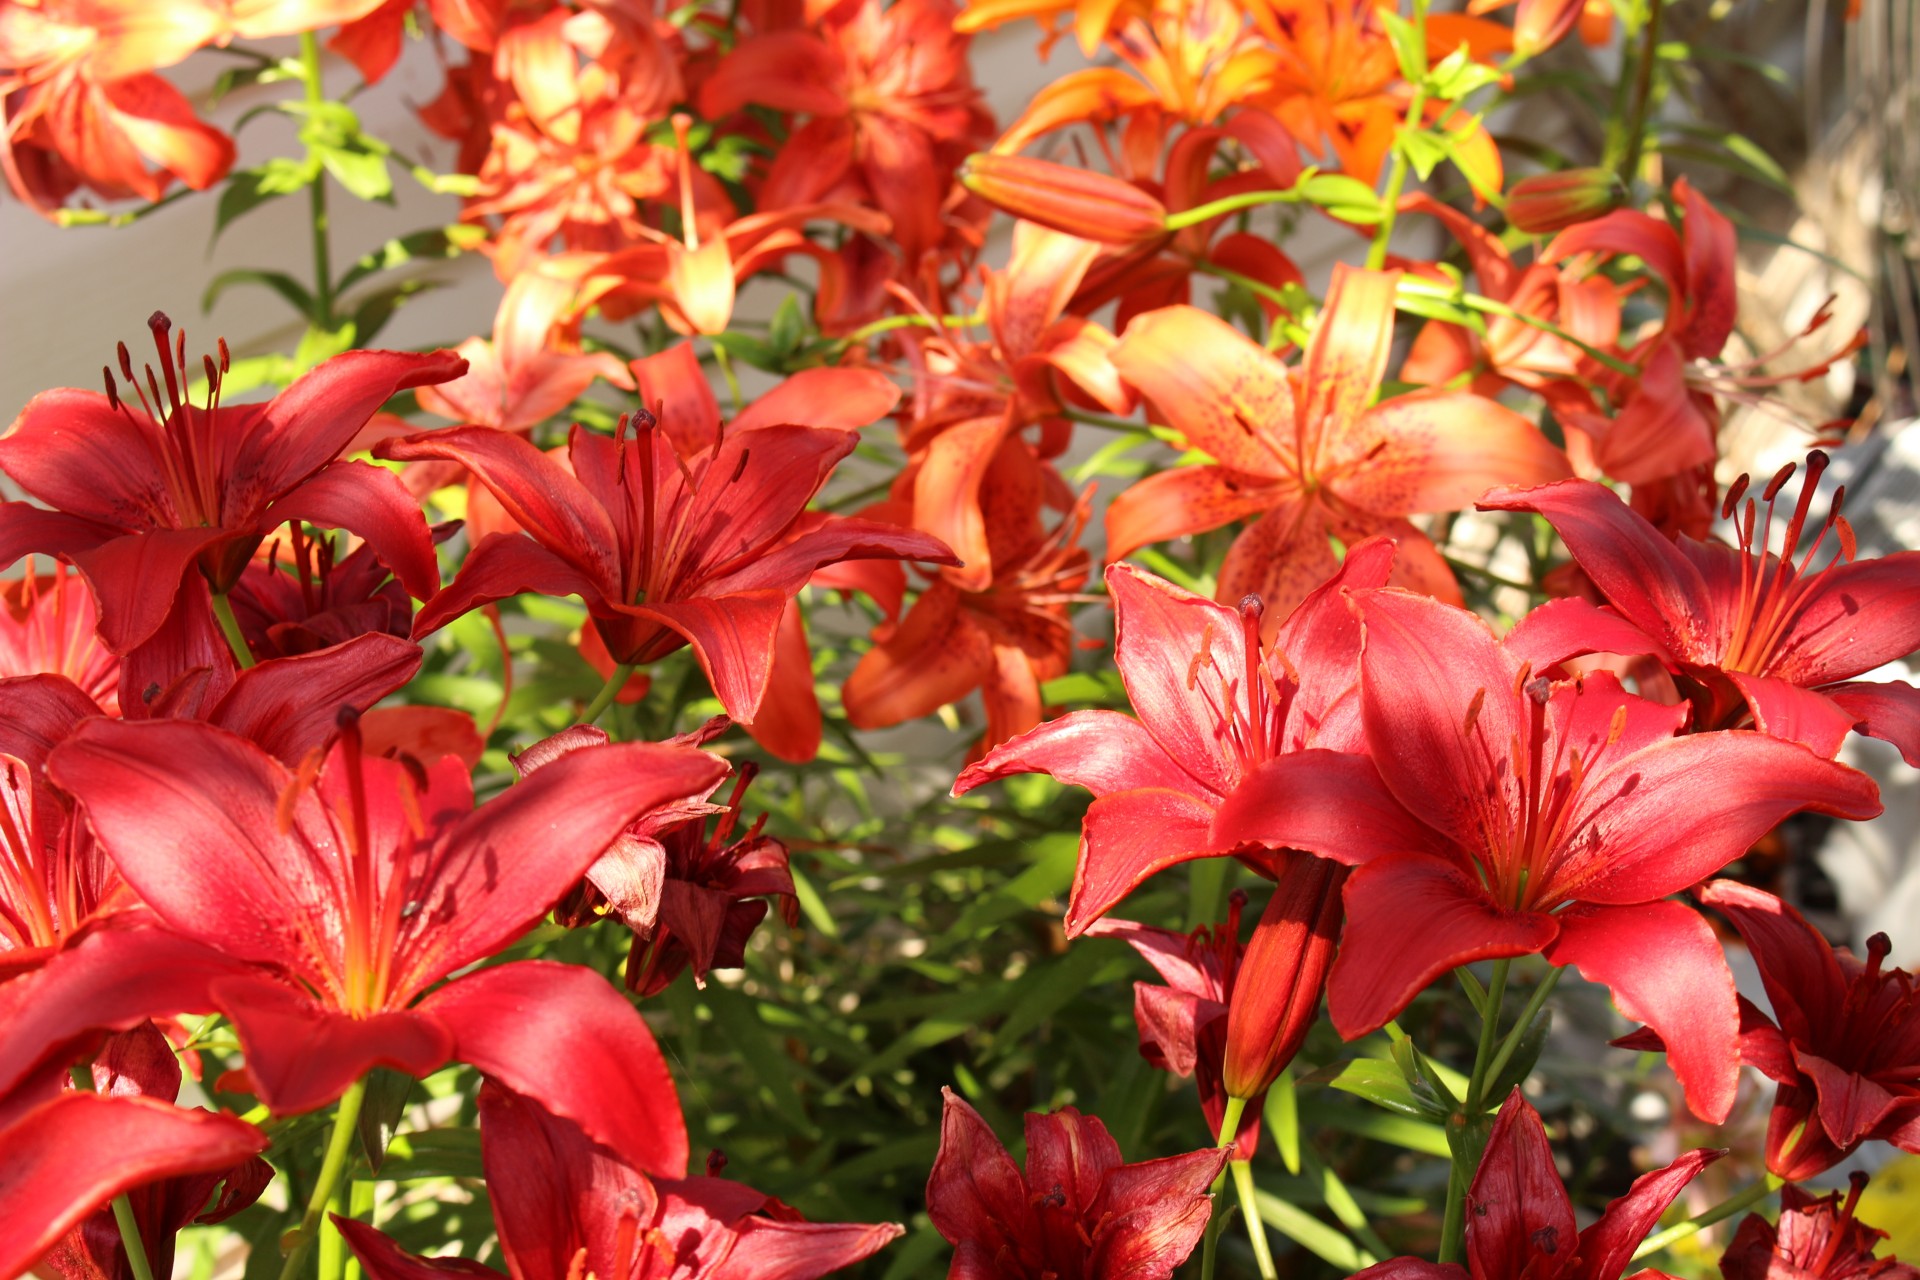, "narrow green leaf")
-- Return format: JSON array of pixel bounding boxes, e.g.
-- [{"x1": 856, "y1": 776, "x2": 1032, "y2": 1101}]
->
[
  {"x1": 1265, "y1": 1067, "x2": 1302, "y2": 1175},
  {"x1": 1251, "y1": 1191, "x2": 1367, "y2": 1270},
  {"x1": 201, "y1": 269, "x2": 314, "y2": 322}
]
